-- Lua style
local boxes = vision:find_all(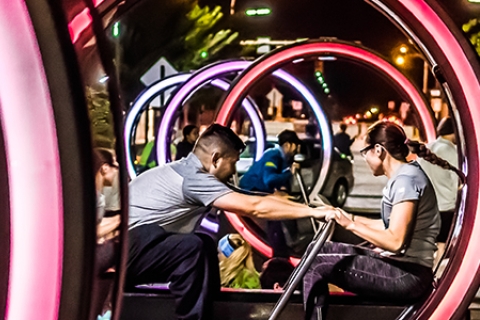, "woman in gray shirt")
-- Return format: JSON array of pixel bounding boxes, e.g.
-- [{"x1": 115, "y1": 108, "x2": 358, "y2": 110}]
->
[{"x1": 303, "y1": 121, "x2": 463, "y2": 320}]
